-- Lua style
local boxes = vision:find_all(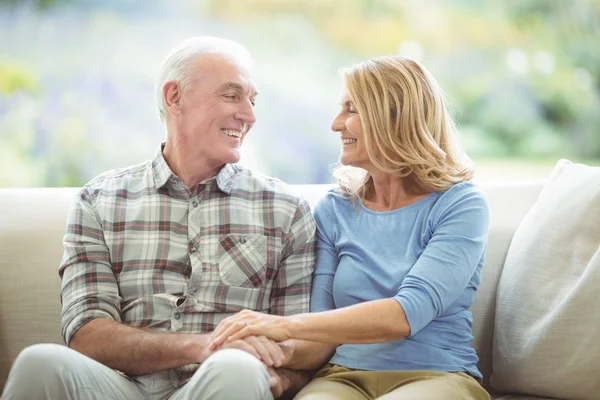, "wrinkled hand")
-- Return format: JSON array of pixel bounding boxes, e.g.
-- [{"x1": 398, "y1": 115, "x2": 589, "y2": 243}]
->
[
  {"x1": 216, "y1": 335, "x2": 285, "y2": 367},
  {"x1": 268, "y1": 368, "x2": 312, "y2": 399},
  {"x1": 267, "y1": 367, "x2": 289, "y2": 398},
  {"x1": 209, "y1": 309, "x2": 293, "y2": 349}
]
